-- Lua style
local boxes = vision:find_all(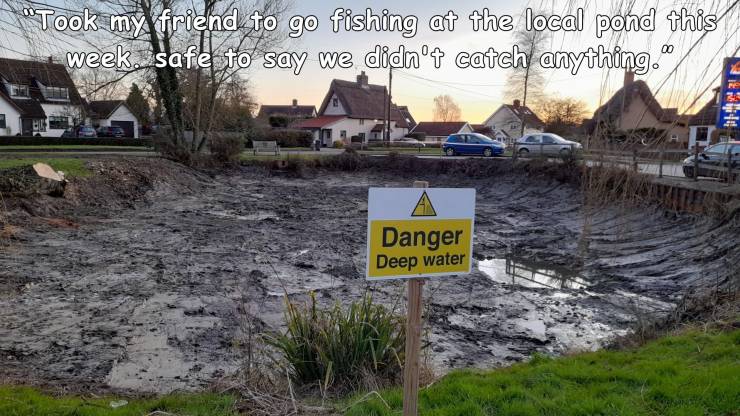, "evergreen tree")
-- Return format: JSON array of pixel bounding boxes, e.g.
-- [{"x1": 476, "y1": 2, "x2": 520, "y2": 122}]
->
[{"x1": 126, "y1": 83, "x2": 151, "y2": 126}]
